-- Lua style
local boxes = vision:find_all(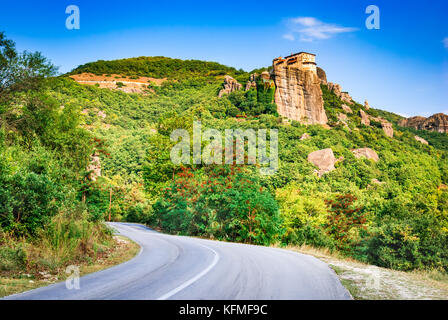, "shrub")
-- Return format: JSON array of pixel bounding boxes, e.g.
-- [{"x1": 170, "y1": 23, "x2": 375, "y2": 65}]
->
[
  {"x1": 0, "y1": 171, "x2": 61, "y2": 236},
  {"x1": 324, "y1": 194, "x2": 368, "y2": 252},
  {"x1": 153, "y1": 166, "x2": 282, "y2": 245}
]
